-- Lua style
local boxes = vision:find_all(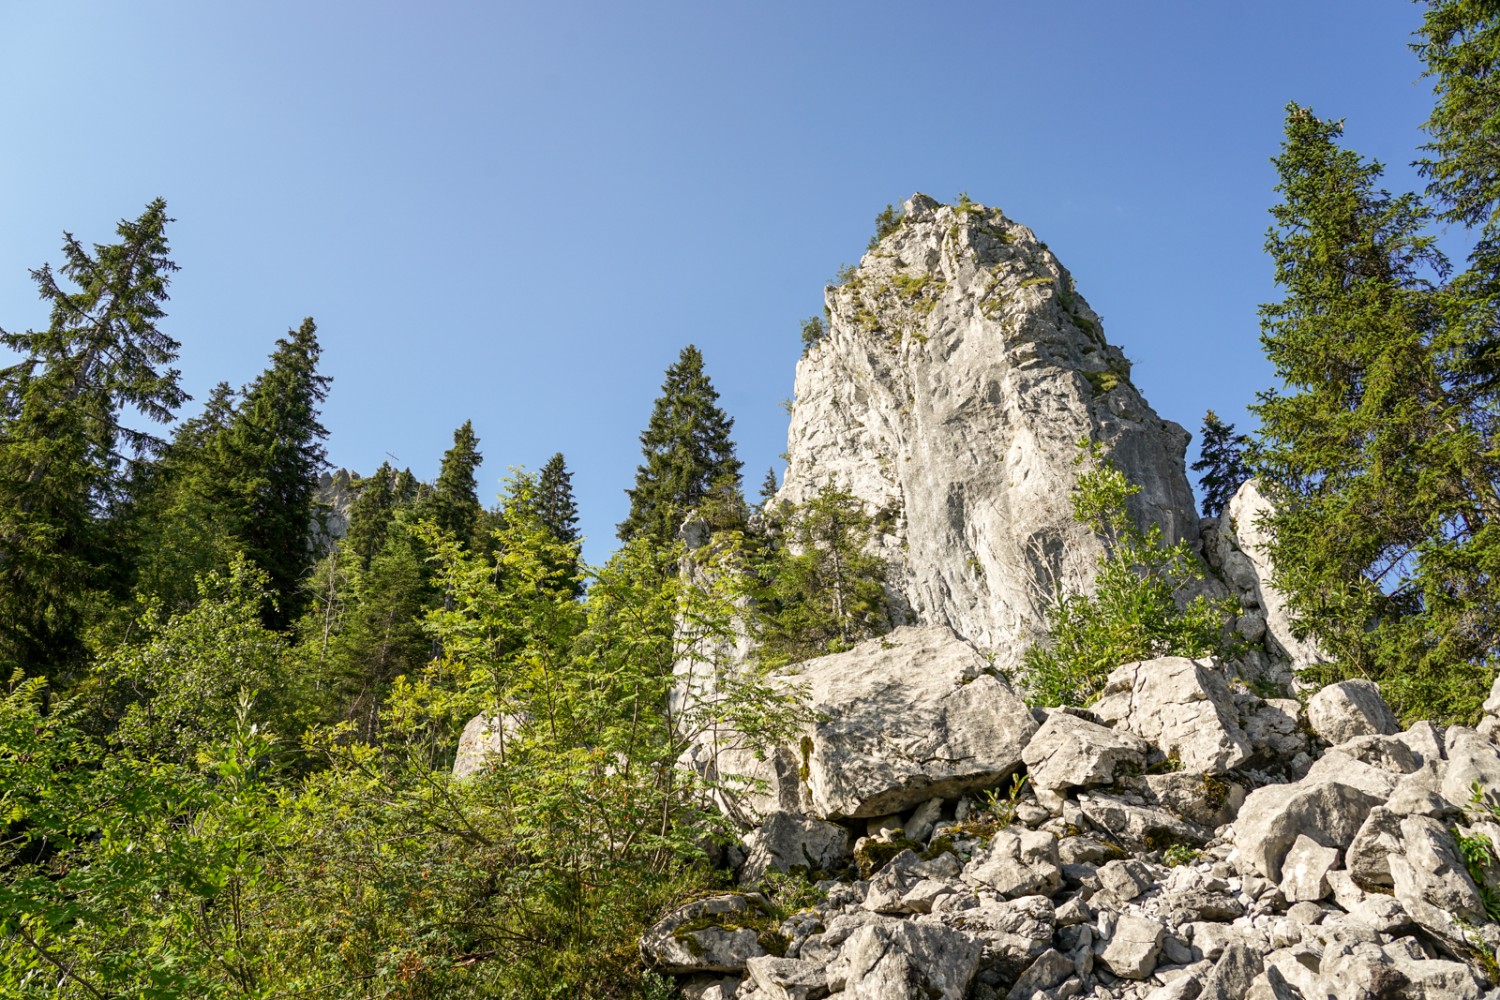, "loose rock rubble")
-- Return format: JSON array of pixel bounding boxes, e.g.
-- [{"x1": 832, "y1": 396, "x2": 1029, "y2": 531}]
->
[{"x1": 643, "y1": 659, "x2": 1500, "y2": 999}]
